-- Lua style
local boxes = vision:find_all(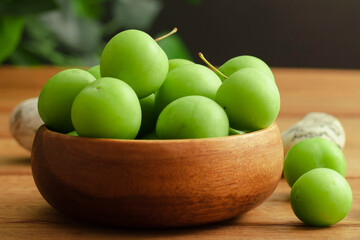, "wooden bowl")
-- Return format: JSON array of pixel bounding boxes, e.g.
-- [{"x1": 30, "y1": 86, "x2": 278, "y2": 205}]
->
[{"x1": 31, "y1": 123, "x2": 284, "y2": 228}]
